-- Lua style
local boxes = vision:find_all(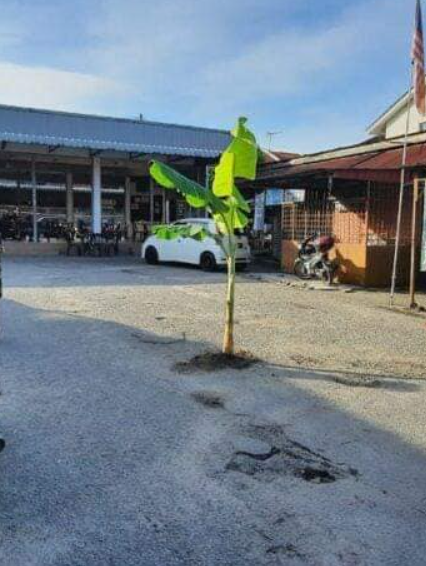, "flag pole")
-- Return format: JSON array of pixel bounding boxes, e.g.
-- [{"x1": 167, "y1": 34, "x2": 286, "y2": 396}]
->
[{"x1": 389, "y1": 67, "x2": 414, "y2": 307}]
